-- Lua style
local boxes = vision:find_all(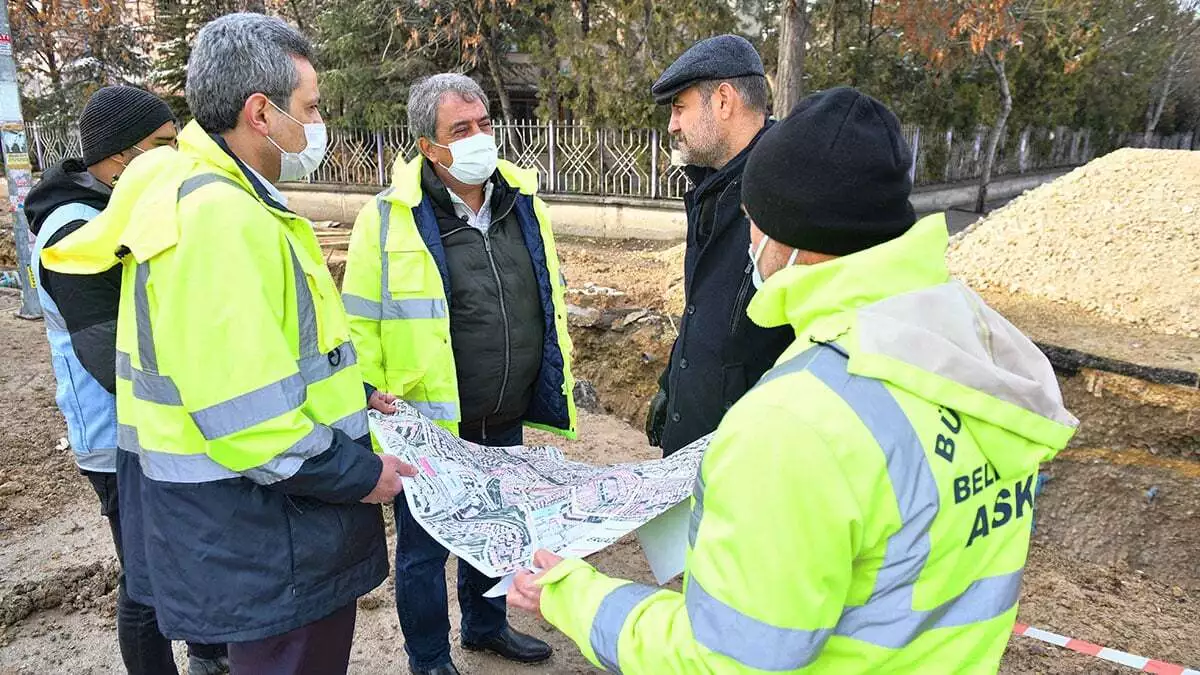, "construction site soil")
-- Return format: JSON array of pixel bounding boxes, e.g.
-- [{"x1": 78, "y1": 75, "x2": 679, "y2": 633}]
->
[{"x1": 2, "y1": 210, "x2": 1198, "y2": 670}]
